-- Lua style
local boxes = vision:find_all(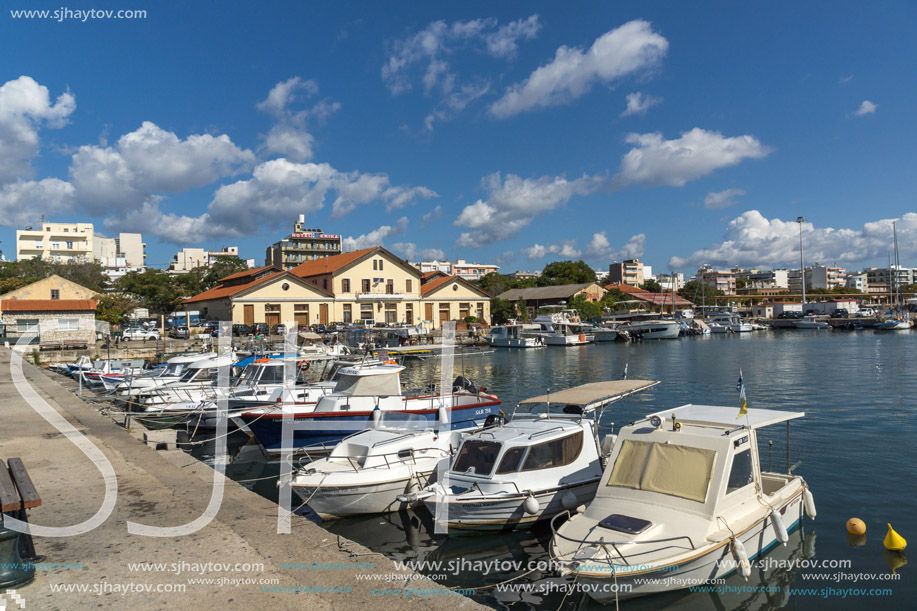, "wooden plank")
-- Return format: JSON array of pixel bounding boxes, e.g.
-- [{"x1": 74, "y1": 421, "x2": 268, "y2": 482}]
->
[
  {"x1": 7, "y1": 458, "x2": 41, "y2": 509},
  {"x1": 0, "y1": 459, "x2": 21, "y2": 512}
]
